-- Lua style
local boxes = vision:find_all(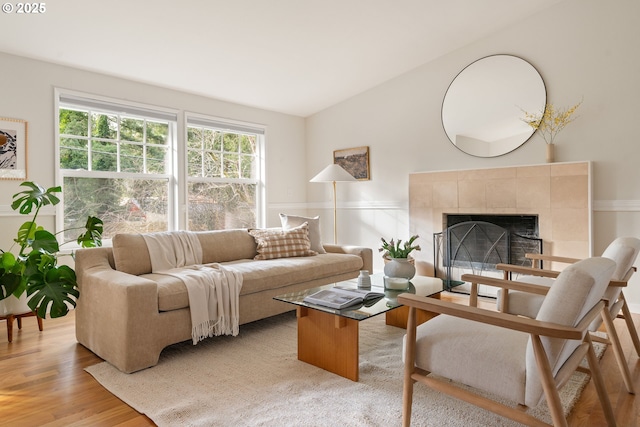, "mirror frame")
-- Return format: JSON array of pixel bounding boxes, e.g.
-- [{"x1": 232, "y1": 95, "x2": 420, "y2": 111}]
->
[{"x1": 441, "y1": 54, "x2": 546, "y2": 158}]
